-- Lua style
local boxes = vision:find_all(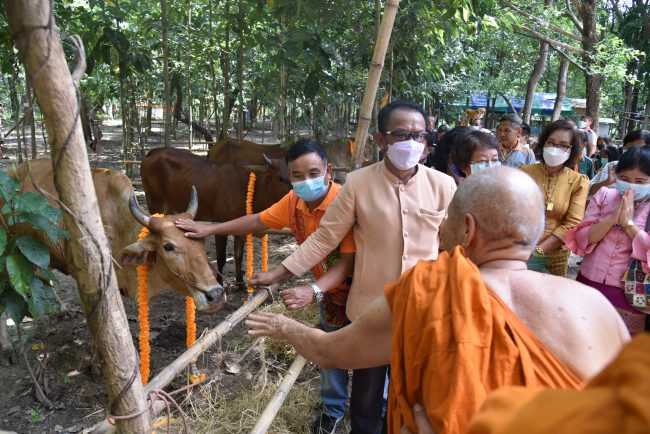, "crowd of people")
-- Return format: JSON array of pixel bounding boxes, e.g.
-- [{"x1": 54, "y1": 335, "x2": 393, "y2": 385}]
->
[{"x1": 176, "y1": 101, "x2": 650, "y2": 434}]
